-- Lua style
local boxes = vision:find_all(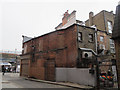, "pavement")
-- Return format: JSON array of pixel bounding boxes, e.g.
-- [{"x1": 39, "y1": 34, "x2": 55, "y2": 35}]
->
[
  {"x1": 1, "y1": 72, "x2": 119, "y2": 90},
  {"x1": 25, "y1": 76, "x2": 119, "y2": 90},
  {"x1": 1, "y1": 73, "x2": 81, "y2": 89},
  {"x1": 1, "y1": 72, "x2": 94, "y2": 89},
  {"x1": 25, "y1": 77, "x2": 94, "y2": 90}
]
